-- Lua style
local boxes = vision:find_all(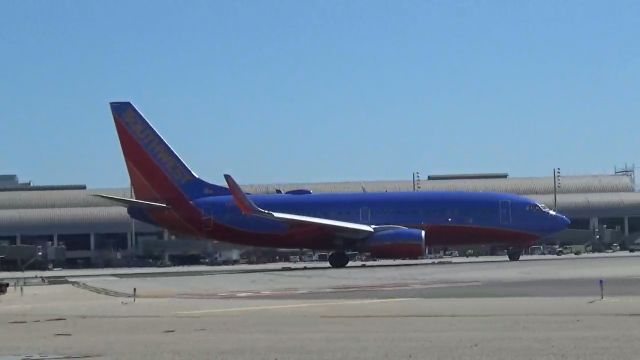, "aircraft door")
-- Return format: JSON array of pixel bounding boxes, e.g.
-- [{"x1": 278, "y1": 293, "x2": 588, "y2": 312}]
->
[
  {"x1": 203, "y1": 207, "x2": 218, "y2": 231},
  {"x1": 499, "y1": 200, "x2": 512, "y2": 224},
  {"x1": 360, "y1": 207, "x2": 371, "y2": 224}
]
